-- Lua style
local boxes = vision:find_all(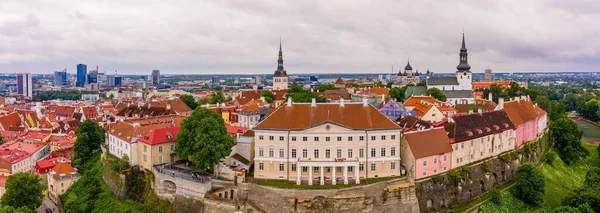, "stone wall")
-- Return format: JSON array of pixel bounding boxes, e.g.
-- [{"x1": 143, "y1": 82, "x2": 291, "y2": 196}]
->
[
  {"x1": 102, "y1": 163, "x2": 127, "y2": 199},
  {"x1": 415, "y1": 140, "x2": 543, "y2": 213},
  {"x1": 241, "y1": 177, "x2": 419, "y2": 213}
]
